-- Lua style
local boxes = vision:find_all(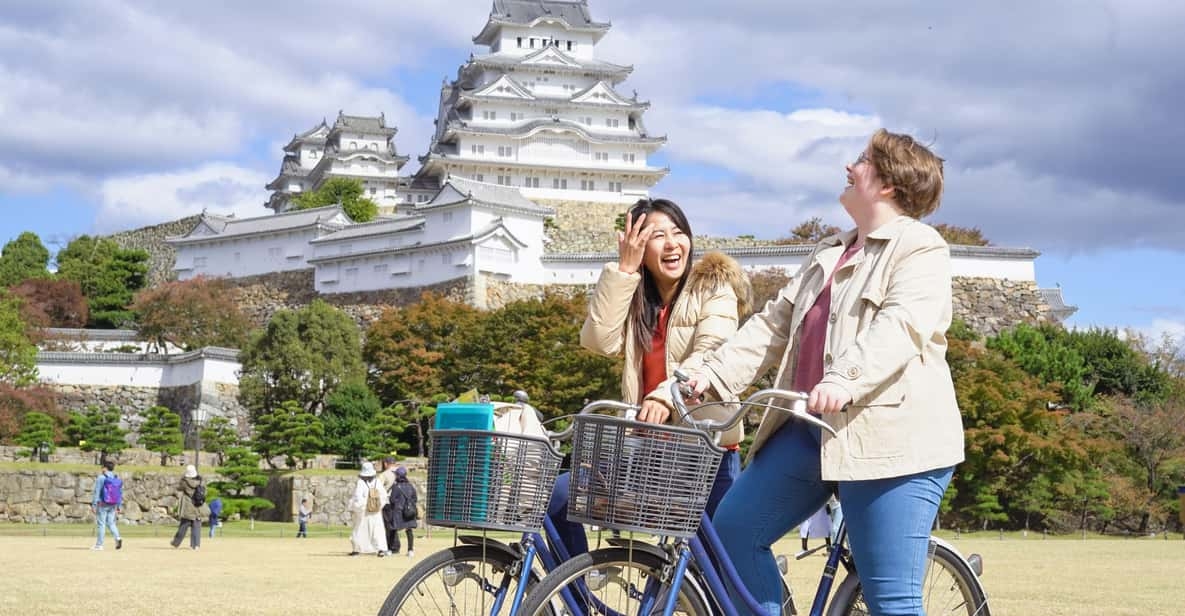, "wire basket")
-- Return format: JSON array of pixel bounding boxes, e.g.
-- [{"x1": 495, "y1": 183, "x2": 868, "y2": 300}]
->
[
  {"x1": 567, "y1": 415, "x2": 724, "y2": 538},
  {"x1": 427, "y1": 429, "x2": 563, "y2": 533}
]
